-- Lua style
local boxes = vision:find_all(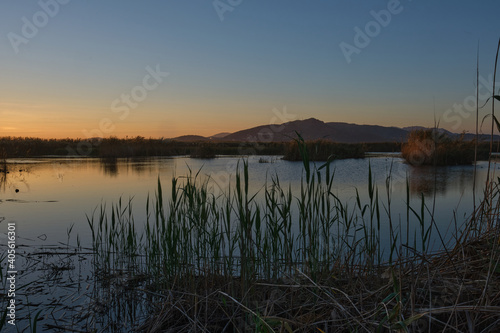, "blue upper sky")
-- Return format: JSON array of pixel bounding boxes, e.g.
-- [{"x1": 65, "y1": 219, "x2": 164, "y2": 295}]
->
[{"x1": 0, "y1": 0, "x2": 498, "y2": 138}]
